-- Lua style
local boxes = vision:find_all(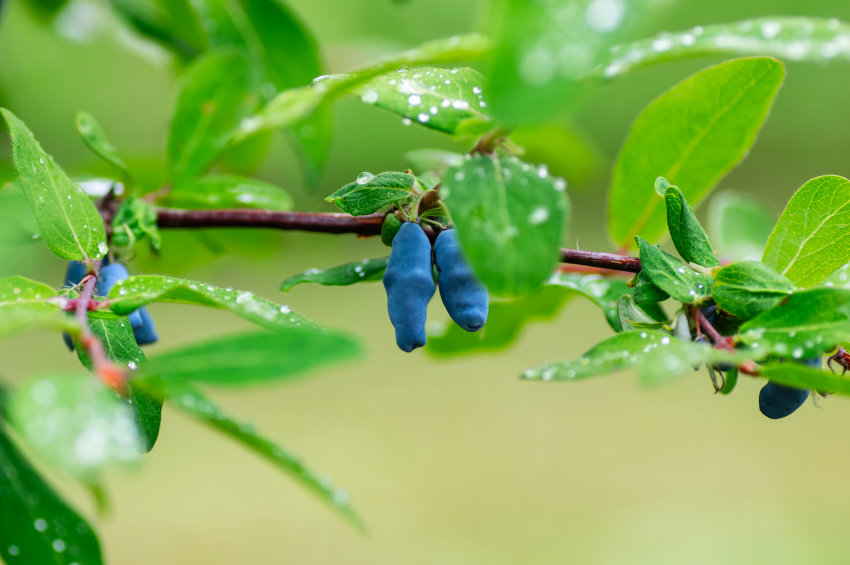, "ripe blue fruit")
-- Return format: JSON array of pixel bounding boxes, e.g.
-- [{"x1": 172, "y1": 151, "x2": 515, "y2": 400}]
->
[
  {"x1": 383, "y1": 222, "x2": 435, "y2": 352},
  {"x1": 759, "y1": 382, "x2": 810, "y2": 419},
  {"x1": 133, "y1": 307, "x2": 158, "y2": 346},
  {"x1": 433, "y1": 229, "x2": 488, "y2": 332}
]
